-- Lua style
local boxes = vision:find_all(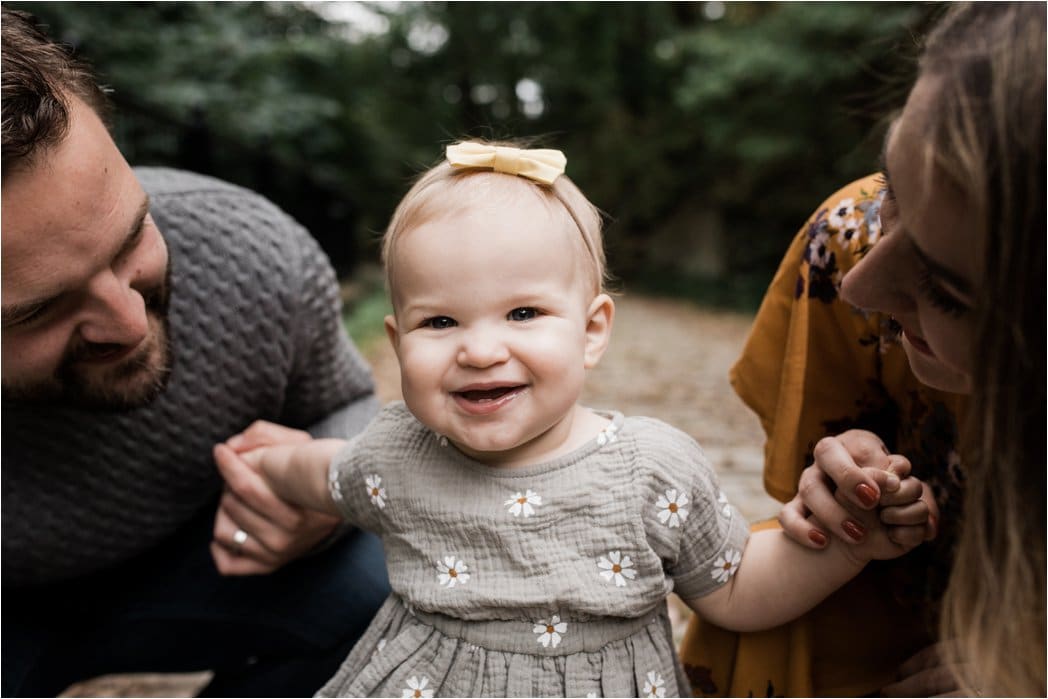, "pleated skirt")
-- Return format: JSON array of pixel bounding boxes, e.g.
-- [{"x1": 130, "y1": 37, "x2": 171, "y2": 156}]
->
[{"x1": 317, "y1": 595, "x2": 690, "y2": 697}]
